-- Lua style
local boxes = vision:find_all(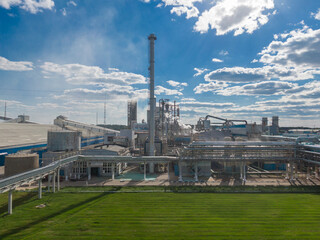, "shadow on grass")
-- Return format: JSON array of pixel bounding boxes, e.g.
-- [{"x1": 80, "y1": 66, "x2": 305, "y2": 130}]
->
[
  {"x1": 0, "y1": 192, "x2": 37, "y2": 216},
  {"x1": 0, "y1": 187, "x2": 121, "y2": 239}
]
